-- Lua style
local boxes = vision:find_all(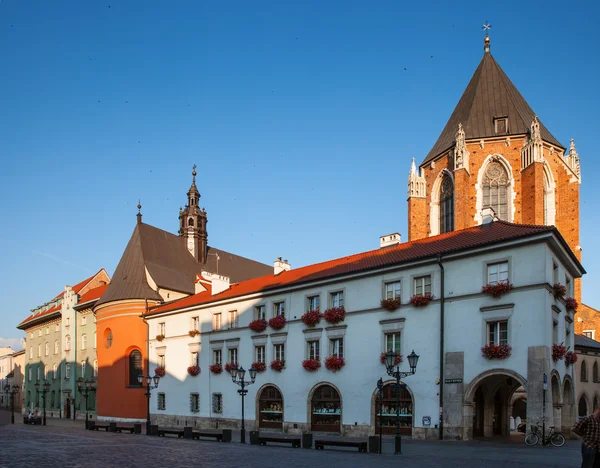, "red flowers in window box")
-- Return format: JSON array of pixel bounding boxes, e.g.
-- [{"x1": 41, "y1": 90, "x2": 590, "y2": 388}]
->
[
  {"x1": 565, "y1": 297, "x2": 578, "y2": 313},
  {"x1": 481, "y1": 344, "x2": 512, "y2": 360},
  {"x1": 187, "y1": 365, "x2": 201, "y2": 377},
  {"x1": 209, "y1": 363, "x2": 222, "y2": 375},
  {"x1": 565, "y1": 351, "x2": 578, "y2": 366},
  {"x1": 482, "y1": 282, "x2": 514, "y2": 299},
  {"x1": 552, "y1": 283, "x2": 567, "y2": 299},
  {"x1": 324, "y1": 356, "x2": 345, "y2": 372},
  {"x1": 155, "y1": 367, "x2": 166, "y2": 377},
  {"x1": 552, "y1": 343, "x2": 567, "y2": 361},
  {"x1": 301, "y1": 310, "x2": 322, "y2": 327},
  {"x1": 249, "y1": 319, "x2": 267, "y2": 333},
  {"x1": 188, "y1": 330, "x2": 200, "y2": 337},
  {"x1": 224, "y1": 362, "x2": 238, "y2": 374},
  {"x1": 155, "y1": 334, "x2": 165, "y2": 342},
  {"x1": 252, "y1": 361, "x2": 266, "y2": 373},
  {"x1": 268, "y1": 315, "x2": 287, "y2": 330},
  {"x1": 323, "y1": 307, "x2": 346, "y2": 324},
  {"x1": 380, "y1": 351, "x2": 402, "y2": 365},
  {"x1": 409, "y1": 293, "x2": 434, "y2": 307},
  {"x1": 302, "y1": 358, "x2": 321, "y2": 372},
  {"x1": 270, "y1": 359, "x2": 285, "y2": 372},
  {"x1": 381, "y1": 298, "x2": 401, "y2": 311}
]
